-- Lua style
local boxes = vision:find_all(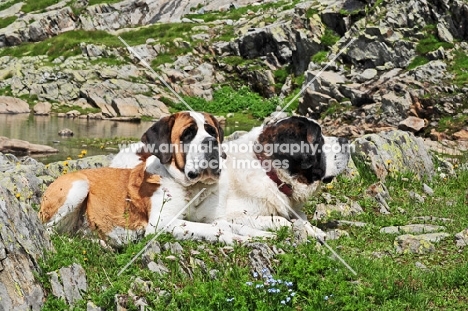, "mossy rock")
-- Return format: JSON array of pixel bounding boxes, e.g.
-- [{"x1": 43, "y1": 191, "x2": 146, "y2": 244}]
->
[{"x1": 351, "y1": 130, "x2": 434, "y2": 181}]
